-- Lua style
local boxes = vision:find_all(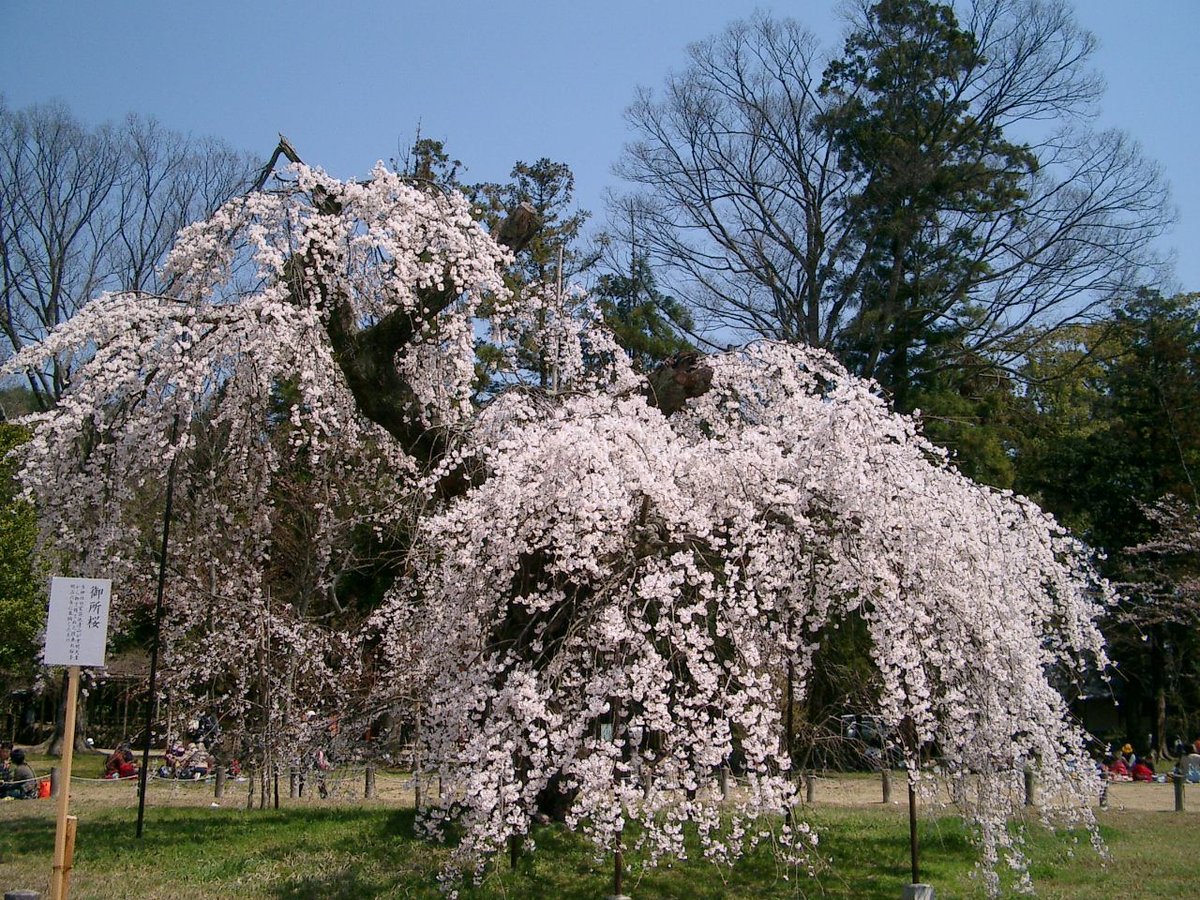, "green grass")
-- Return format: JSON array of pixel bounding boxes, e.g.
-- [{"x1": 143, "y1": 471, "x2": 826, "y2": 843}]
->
[{"x1": 0, "y1": 800, "x2": 1197, "y2": 898}]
